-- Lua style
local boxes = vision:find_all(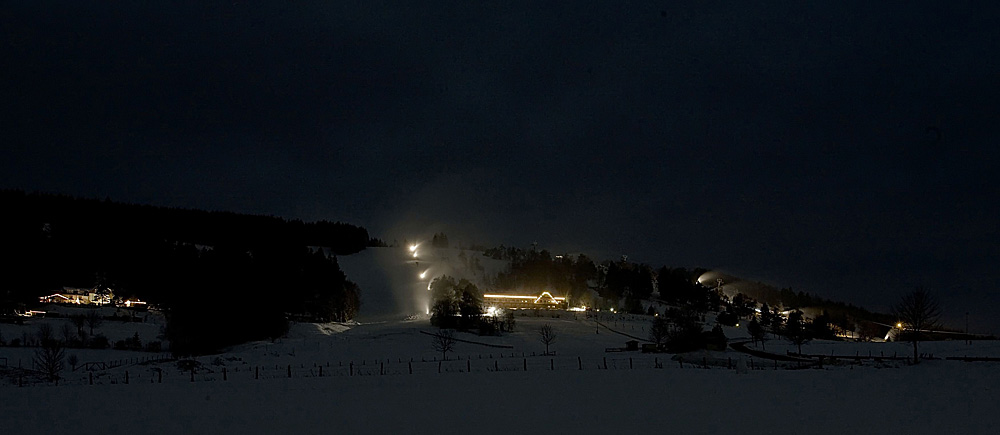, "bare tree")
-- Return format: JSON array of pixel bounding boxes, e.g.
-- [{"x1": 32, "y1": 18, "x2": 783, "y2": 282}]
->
[
  {"x1": 34, "y1": 340, "x2": 65, "y2": 382},
  {"x1": 85, "y1": 310, "x2": 103, "y2": 336},
  {"x1": 36, "y1": 323, "x2": 55, "y2": 346},
  {"x1": 538, "y1": 324, "x2": 556, "y2": 355},
  {"x1": 431, "y1": 330, "x2": 456, "y2": 360},
  {"x1": 648, "y1": 317, "x2": 669, "y2": 349},
  {"x1": 71, "y1": 315, "x2": 86, "y2": 339},
  {"x1": 60, "y1": 322, "x2": 76, "y2": 345},
  {"x1": 894, "y1": 288, "x2": 941, "y2": 364}
]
